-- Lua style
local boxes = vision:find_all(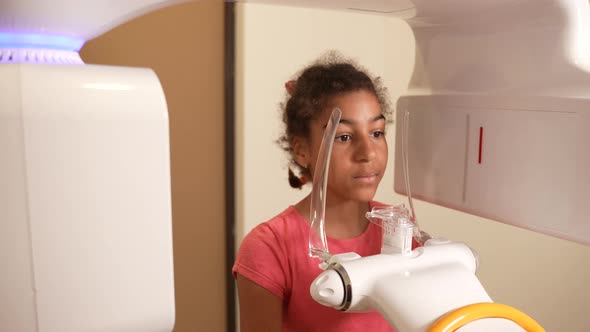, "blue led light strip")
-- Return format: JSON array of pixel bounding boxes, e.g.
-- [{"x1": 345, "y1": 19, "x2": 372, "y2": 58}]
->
[{"x1": 0, "y1": 32, "x2": 85, "y2": 51}]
